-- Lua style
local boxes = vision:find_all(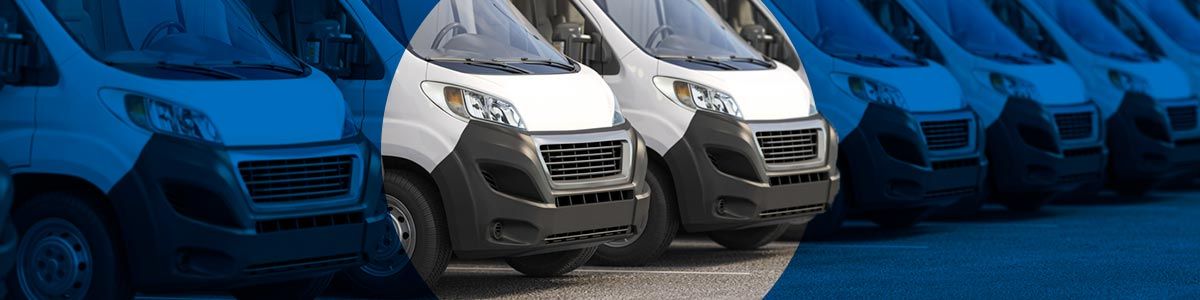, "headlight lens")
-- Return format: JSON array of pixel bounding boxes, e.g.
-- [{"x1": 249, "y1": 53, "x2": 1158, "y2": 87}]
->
[
  {"x1": 989, "y1": 73, "x2": 1038, "y2": 99},
  {"x1": 848, "y1": 76, "x2": 906, "y2": 107},
  {"x1": 442, "y1": 86, "x2": 526, "y2": 130},
  {"x1": 122, "y1": 93, "x2": 222, "y2": 144},
  {"x1": 1108, "y1": 70, "x2": 1149, "y2": 93},
  {"x1": 342, "y1": 109, "x2": 359, "y2": 138},
  {"x1": 653, "y1": 77, "x2": 742, "y2": 118}
]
